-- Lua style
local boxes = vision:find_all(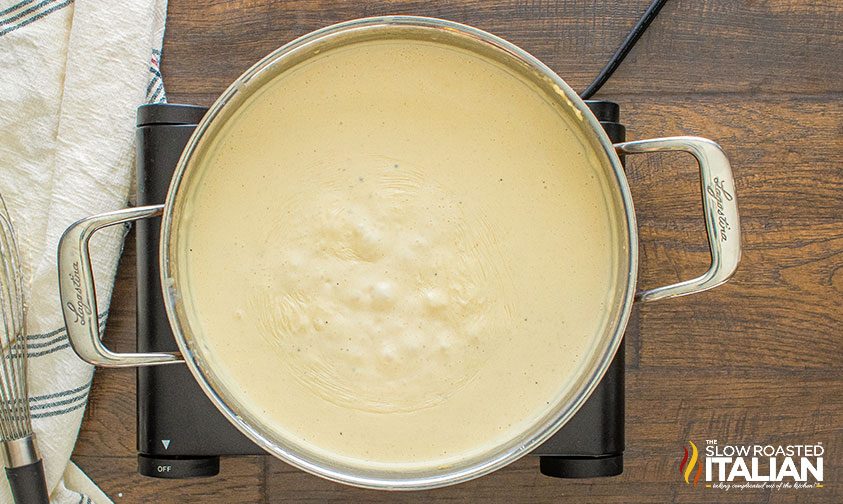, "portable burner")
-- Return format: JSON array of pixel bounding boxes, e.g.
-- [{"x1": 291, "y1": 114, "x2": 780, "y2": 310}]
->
[{"x1": 134, "y1": 100, "x2": 627, "y2": 480}]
